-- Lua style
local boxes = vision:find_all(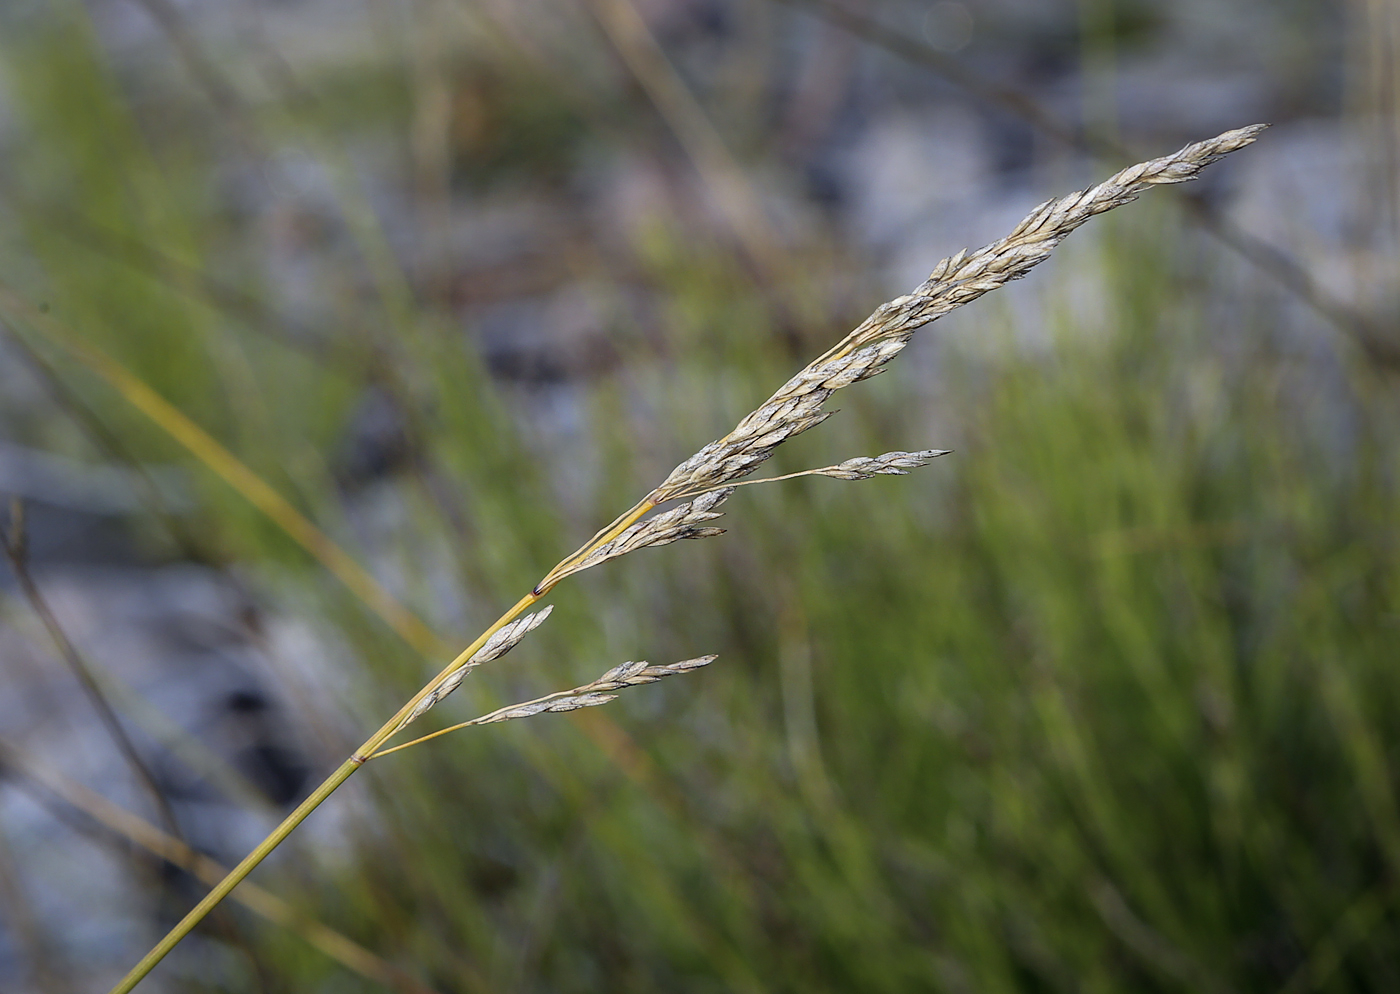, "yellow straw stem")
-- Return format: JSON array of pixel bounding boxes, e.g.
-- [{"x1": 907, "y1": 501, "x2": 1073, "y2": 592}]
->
[
  {"x1": 0, "y1": 286, "x2": 444, "y2": 658},
  {"x1": 107, "y1": 592, "x2": 534, "y2": 994}
]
